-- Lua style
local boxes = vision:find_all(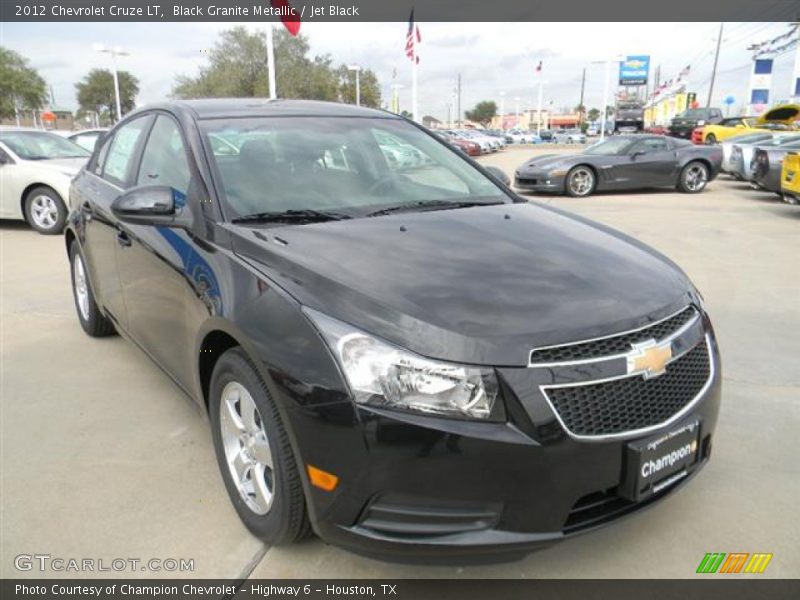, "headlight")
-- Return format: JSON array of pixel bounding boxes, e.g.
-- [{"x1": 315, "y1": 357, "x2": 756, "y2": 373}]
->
[
  {"x1": 304, "y1": 309, "x2": 500, "y2": 420},
  {"x1": 697, "y1": 120, "x2": 706, "y2": 126}
]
